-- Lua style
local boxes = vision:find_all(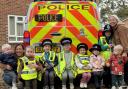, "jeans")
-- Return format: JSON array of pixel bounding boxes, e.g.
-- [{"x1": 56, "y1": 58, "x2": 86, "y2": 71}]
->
[
  {"x1": 112, "y1": 74, "x2": 123, "y2": 87},
  {"x1": 25, "y1": 79, "x2": 37, "y2": 89},
  {"x1": 62, "y1": 69, "x2": 74, "y2": 85},
  {"x1": 93, "y1": 71, "x2": 103, "y2": 89}
]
